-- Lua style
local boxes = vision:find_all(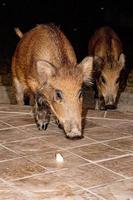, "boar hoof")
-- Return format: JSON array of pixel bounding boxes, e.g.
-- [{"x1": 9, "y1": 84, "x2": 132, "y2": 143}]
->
[
  {"x1": 37, "y1": 122, "x2": 48, "y2": 131},
  {"x1": 100, "y1": 105, "x2": 107, "y2": 110},
  {"x1": 95, "y1": 99, "x2": 99, "y2": 110},
  {"x1": 56, "y1": 120, "x2": 63, "y2": 129},
  {"x1": 95, "y1": 99, "x2": 106, "y2": 110}
]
